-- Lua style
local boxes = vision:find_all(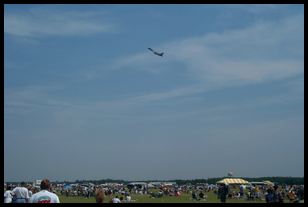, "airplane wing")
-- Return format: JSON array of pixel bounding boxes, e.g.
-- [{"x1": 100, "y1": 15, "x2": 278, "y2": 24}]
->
[
  {"x1": 154, "y1": 52, "x2": 164, "y2": 57},
  {"x1": 148, "y1": 48, "x2": 164, "y2": 57}
]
